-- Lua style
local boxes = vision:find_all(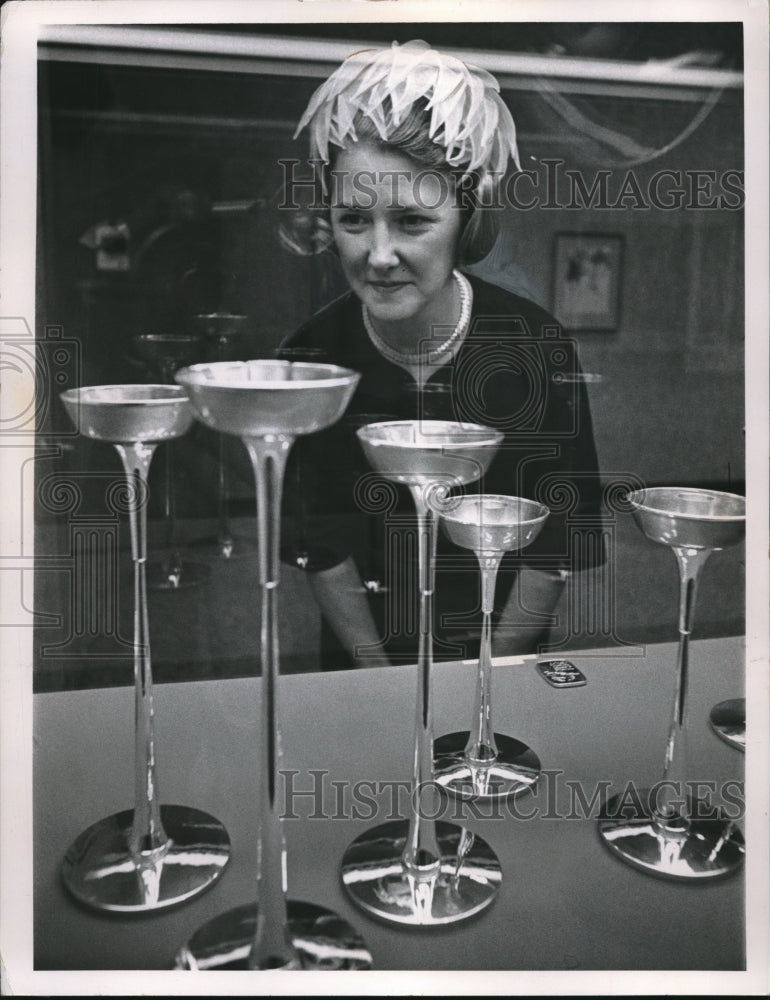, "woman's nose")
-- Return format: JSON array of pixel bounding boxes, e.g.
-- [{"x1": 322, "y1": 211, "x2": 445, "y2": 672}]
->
[{"x1": 367, "y1": 223, "x2": 399, "y2": 269}]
